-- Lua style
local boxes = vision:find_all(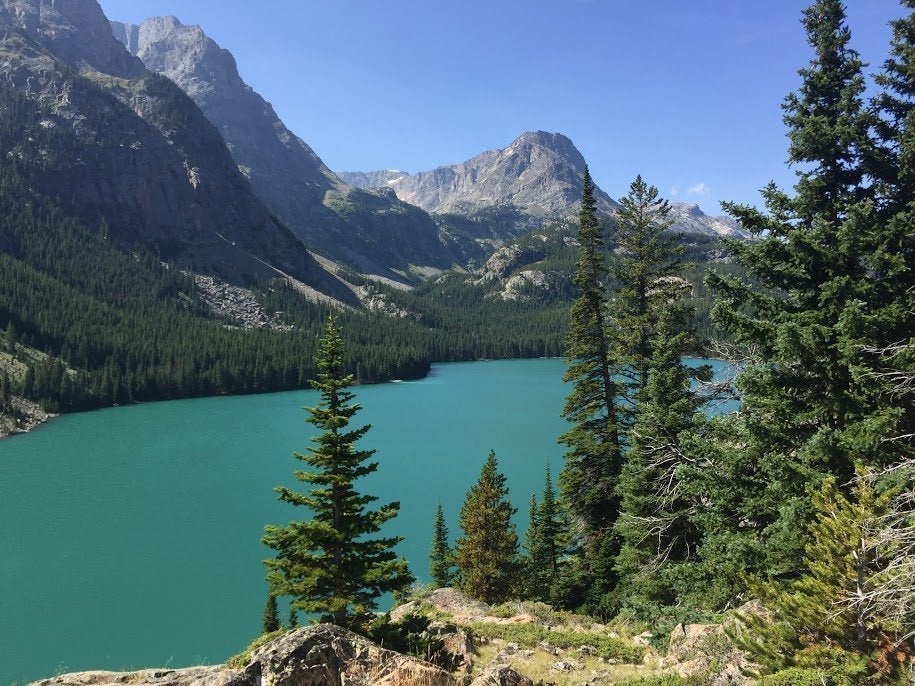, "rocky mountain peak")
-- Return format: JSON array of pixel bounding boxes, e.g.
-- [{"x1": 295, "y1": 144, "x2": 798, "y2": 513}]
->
[
  {"x1": 111, "y1": 16, "x2": 245, "y2": 104},
  {"x1": 510, "y1": 130, "x2": 586, "y2": 168},
  {"x1": 114, "y1": 15, "x2": 467, "y2": 278},
  {"x1": 341, "y1": 130, "x2": 616, "y2": 222},
  {"x1": 0, "y1": 0, "x2": 144, "y2": 77}
]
